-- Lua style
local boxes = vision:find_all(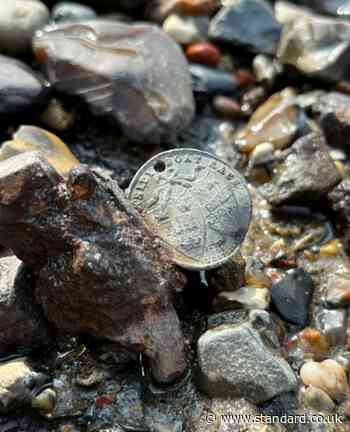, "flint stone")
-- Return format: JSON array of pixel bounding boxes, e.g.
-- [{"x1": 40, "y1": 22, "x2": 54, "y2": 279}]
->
[
  {"x1": 0, "y1": 55, "x2": 45, "y2": 115},
  {"x1": 209, "y1": 0, "x2": 282, "y2": 55},
  {"x1": 0, "y1": 152, "x2": 187, "y2": 384},
  {"x1": 0, "y1": 255, "x2": 50, "y2": 352},
  {"x1": 33, "y1": 20, "x2": 195, "y2": 144},
  {"x1": 0, "y1": 0, "x2": 49, "y2": 55},
  {"x1": 312, "y1": 92, "x2": 350, "y2": 150},
  {"x1": 197, "y1": 313, "x2": 297, "y2": 403},
  {"x1": 277, "y1": 6, "x2": 350, "y2": 83},
  {"x1": 260, "y1": 132, "x2": 341, "y2": 206},
  {"x1": 328, "y1": 179, "x2": 350, "y2": 253}
]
